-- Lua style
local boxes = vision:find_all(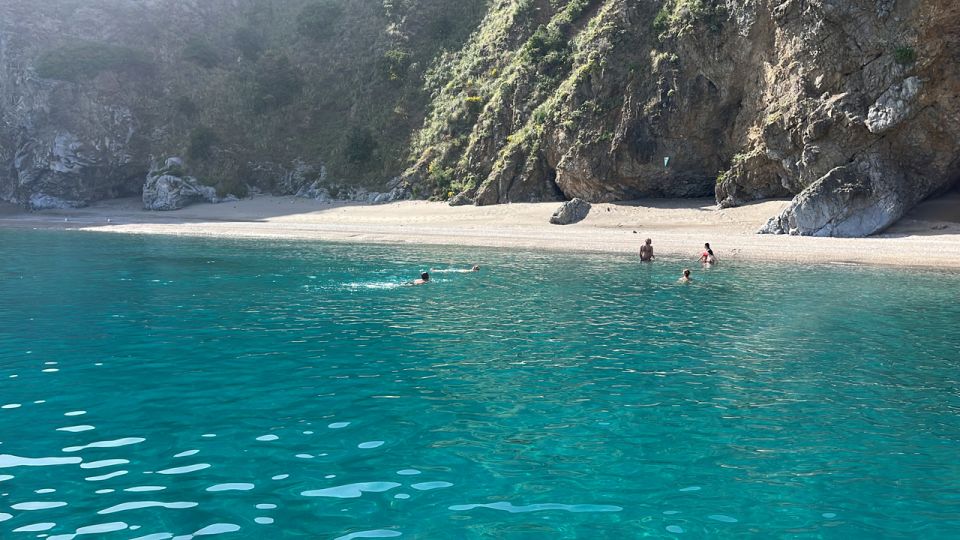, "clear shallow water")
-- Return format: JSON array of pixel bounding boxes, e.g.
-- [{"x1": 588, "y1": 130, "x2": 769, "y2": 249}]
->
[{"x1": 1, "y1": 230, "x2": 959, "y2": 539}]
